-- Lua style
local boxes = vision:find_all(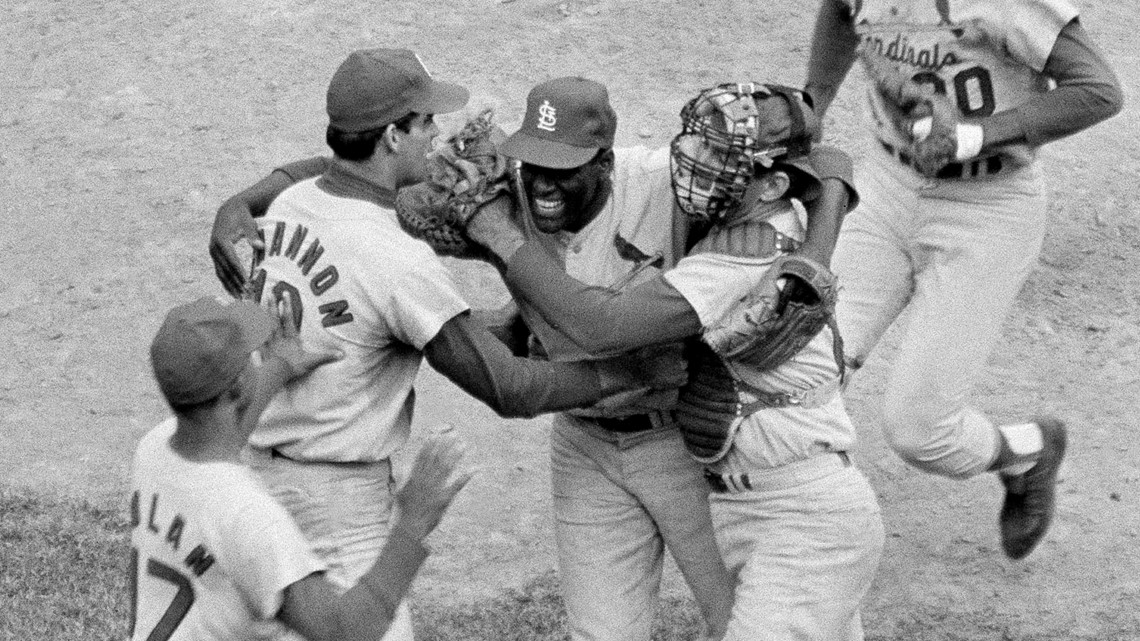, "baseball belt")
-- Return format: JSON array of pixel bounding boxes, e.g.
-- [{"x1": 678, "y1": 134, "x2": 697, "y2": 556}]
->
[
  {"x1": 577, "y1": 413, "x2": 657, "y2": 433},
  {"x1": 705, "y1": 451, "x2": 851, "y2": 493},
  {"x1": 880, "y1": 140, "x2": 1004, "y2": 180}
]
